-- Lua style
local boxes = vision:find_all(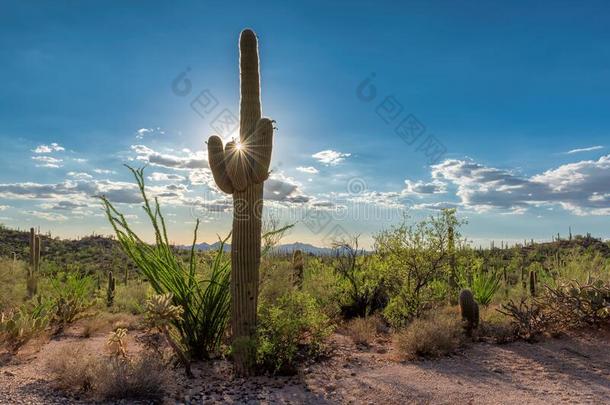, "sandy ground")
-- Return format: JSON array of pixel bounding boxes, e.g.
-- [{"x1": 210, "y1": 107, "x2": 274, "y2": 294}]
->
[{"x1": 1, "y1": 326, "x2": 609, "y2": 404}]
